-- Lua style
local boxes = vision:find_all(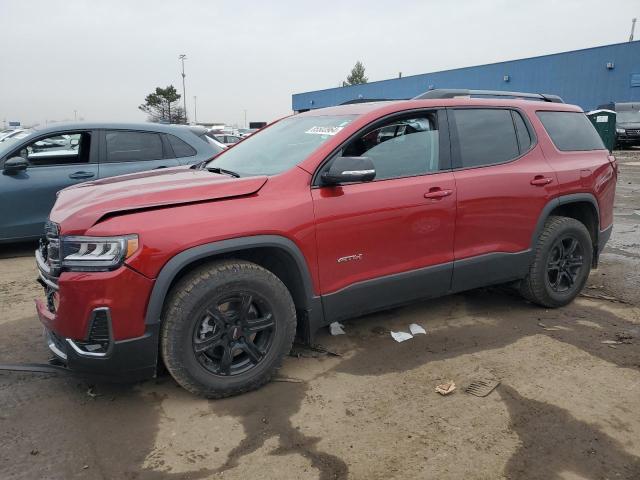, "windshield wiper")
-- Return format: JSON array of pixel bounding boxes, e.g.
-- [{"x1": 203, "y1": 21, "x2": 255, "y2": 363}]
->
[{"x1": 206, "y1": 166, "x2": 241, "y2": 178}]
